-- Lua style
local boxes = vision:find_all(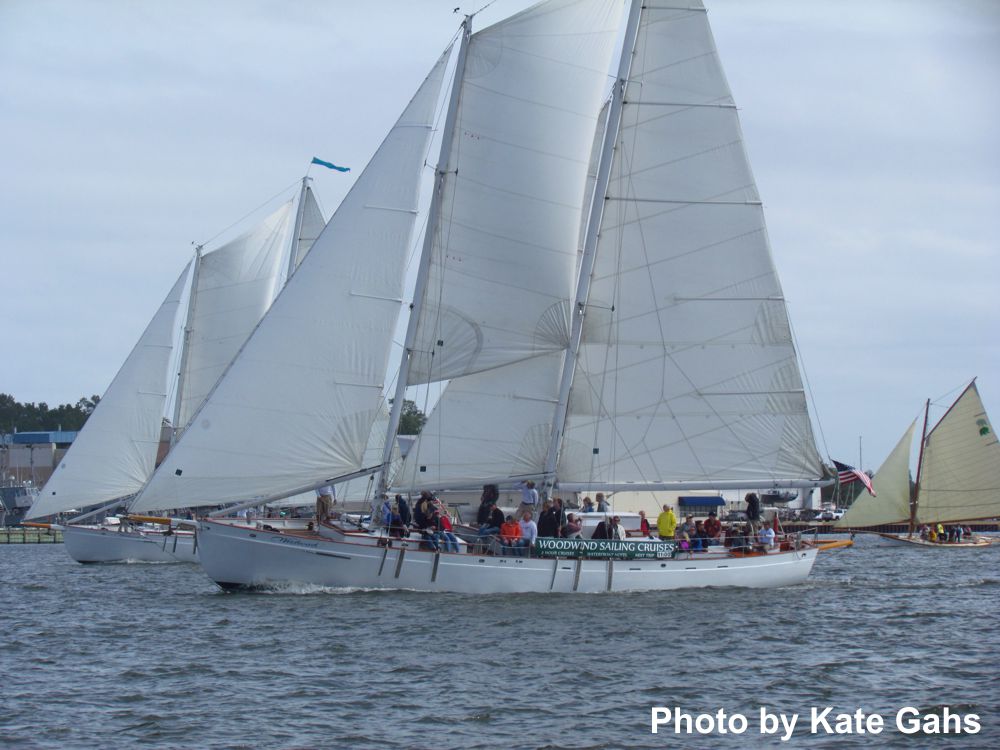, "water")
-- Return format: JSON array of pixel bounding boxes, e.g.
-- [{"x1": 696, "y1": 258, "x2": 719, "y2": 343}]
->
[{"x1": 2, "y1": 536, "x2": 998, "y2": 749}]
